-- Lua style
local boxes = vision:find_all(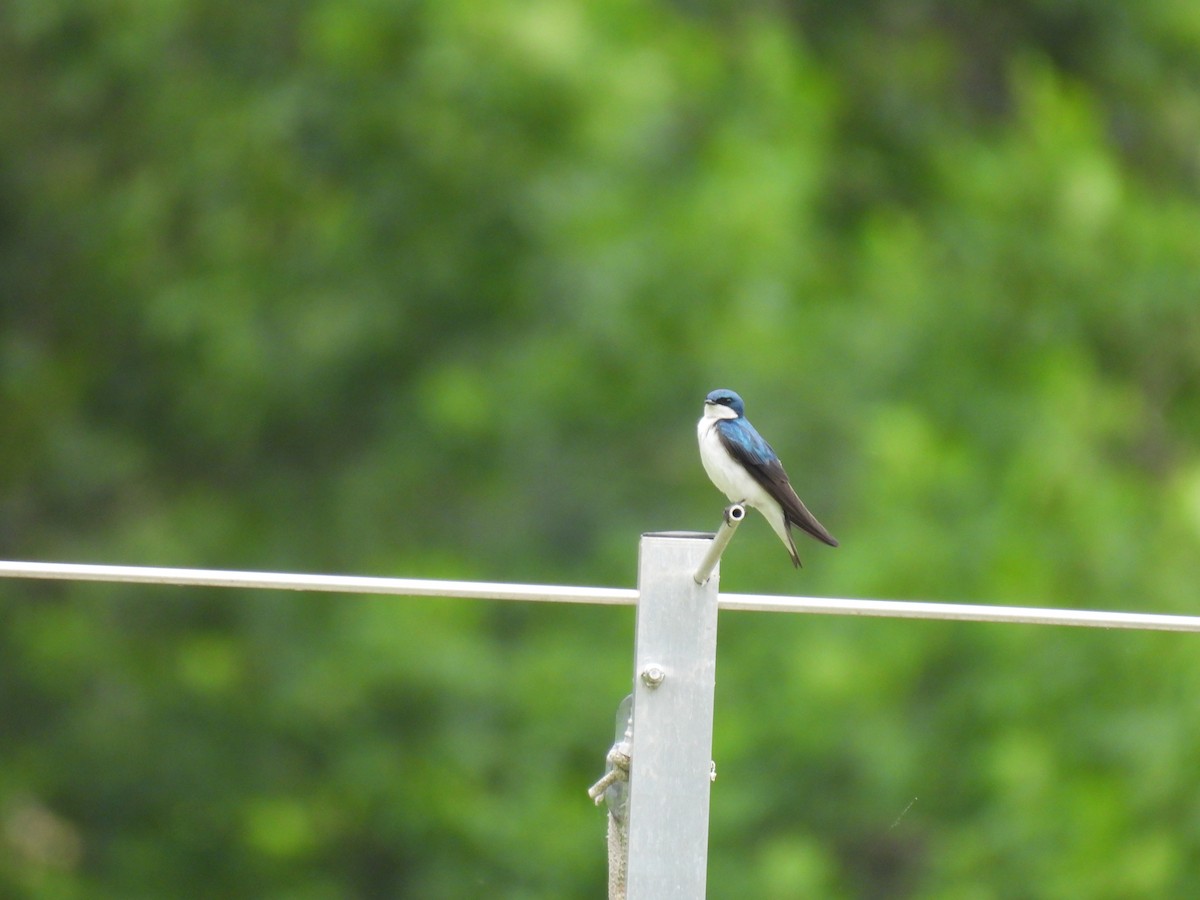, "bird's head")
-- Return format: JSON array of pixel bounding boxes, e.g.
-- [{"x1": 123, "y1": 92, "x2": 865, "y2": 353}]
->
[{"x1": 704, "y1": 388, "x2": 744, "y2": 419}]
